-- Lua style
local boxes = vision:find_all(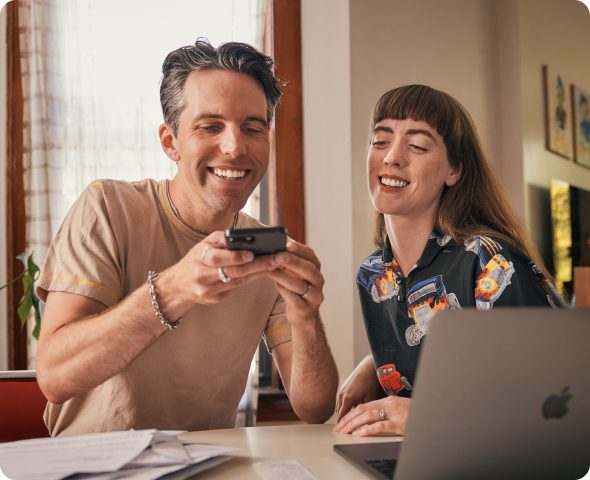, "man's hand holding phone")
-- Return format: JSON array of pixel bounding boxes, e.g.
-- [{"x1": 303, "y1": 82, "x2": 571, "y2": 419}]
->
[
  {"x1": 266, "y1": 240, "x2": 325, "y2": 326},
  {"x1": 226, "y1": 226, "x2": 324, "y2": 324},
  {"x1": 163, "y1": 227, "x2": 323, "y2": 327},
  {"x1": 223, "y1": 227, "x2": 334, "y2": 421},
  {"x1": 160, "y1": 231, "x2": 277, "y2": 312}
]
